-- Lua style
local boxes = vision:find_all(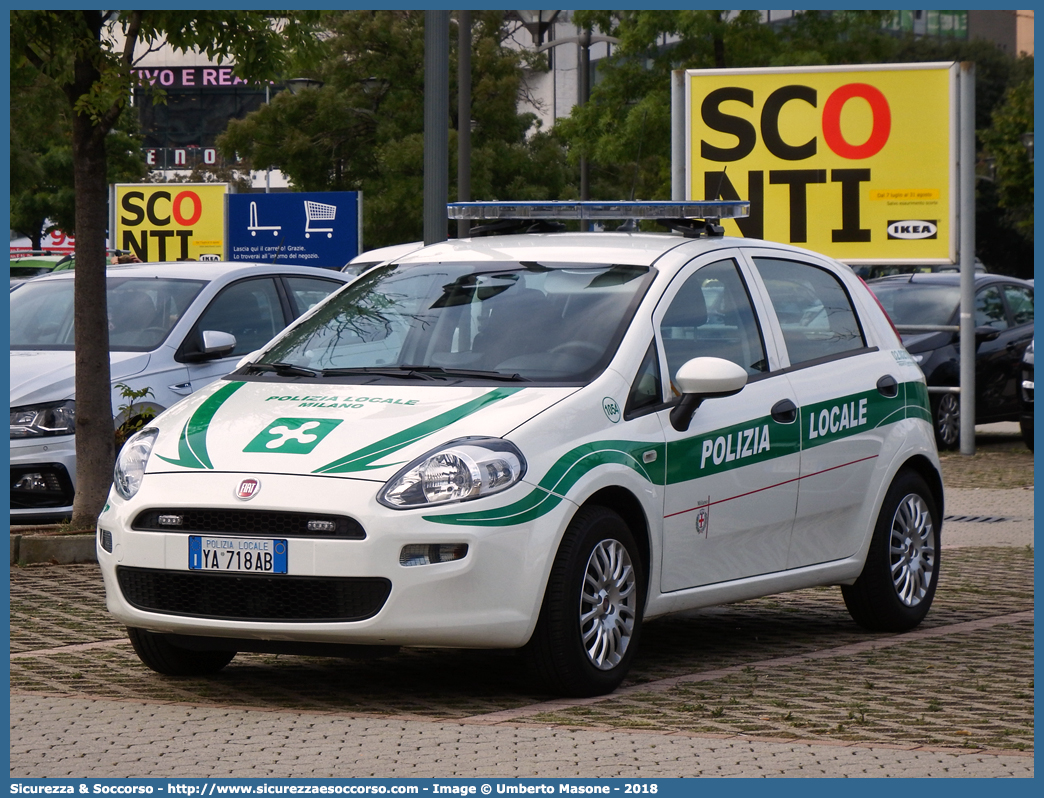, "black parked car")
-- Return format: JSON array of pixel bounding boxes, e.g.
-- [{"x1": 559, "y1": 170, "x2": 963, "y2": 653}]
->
[
  {"x1": 1021, "y1": 339, "x2": 1033, "y2": 450},
  {"x1": 868, "y1": 273, "x2": 1034, "y2": 449}
]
